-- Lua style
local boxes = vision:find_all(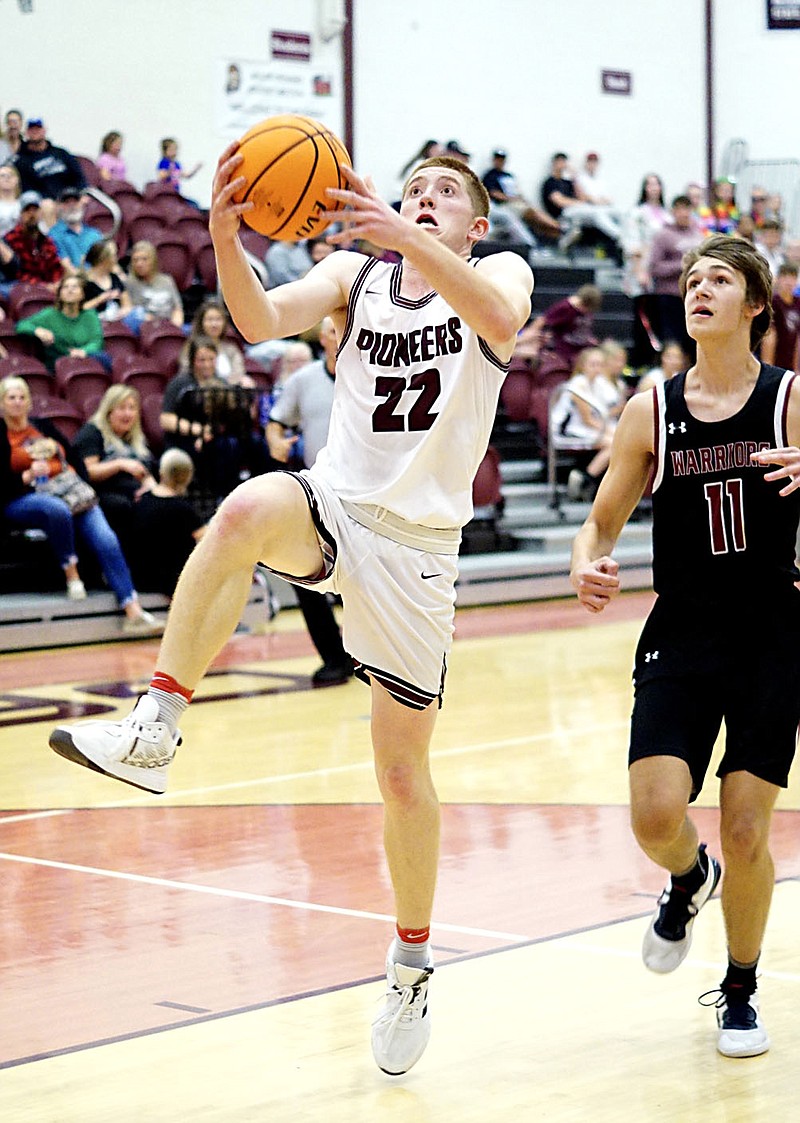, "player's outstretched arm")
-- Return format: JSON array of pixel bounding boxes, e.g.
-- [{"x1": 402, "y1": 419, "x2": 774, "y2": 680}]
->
[
  {"x1": 571, "y1": 393, "x2": 654, "y2": 613},
  {"x1": 326, "y1": 167, "x2": 532, "y2": 356},
  {"x1": 209, "y1": 144, "x2": 360, "y2": 343}
]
